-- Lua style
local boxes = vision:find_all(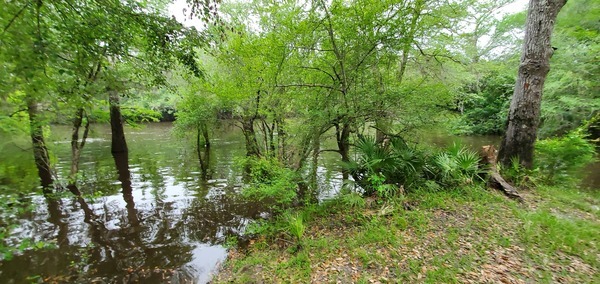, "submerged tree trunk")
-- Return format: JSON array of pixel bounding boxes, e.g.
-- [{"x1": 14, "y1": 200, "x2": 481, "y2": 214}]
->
[
  {"x1": 197, "y1": 126, "x2": 212, "y2": 180},
  {"x1": 27, "y1": 100, "x2": 53, "y2": 191},
  {"x1": 109, "y1": 89, "x2": 128, "y2": 154},
  {"x1": 68, "y1": 107, "x2": 90, "y2": 196},
  {"x1": 498, "y1": 0, "x2": 567, "y2": 168},
  {"x1": 201, "y1": 123, "x2": 210, "y2": 148}
]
